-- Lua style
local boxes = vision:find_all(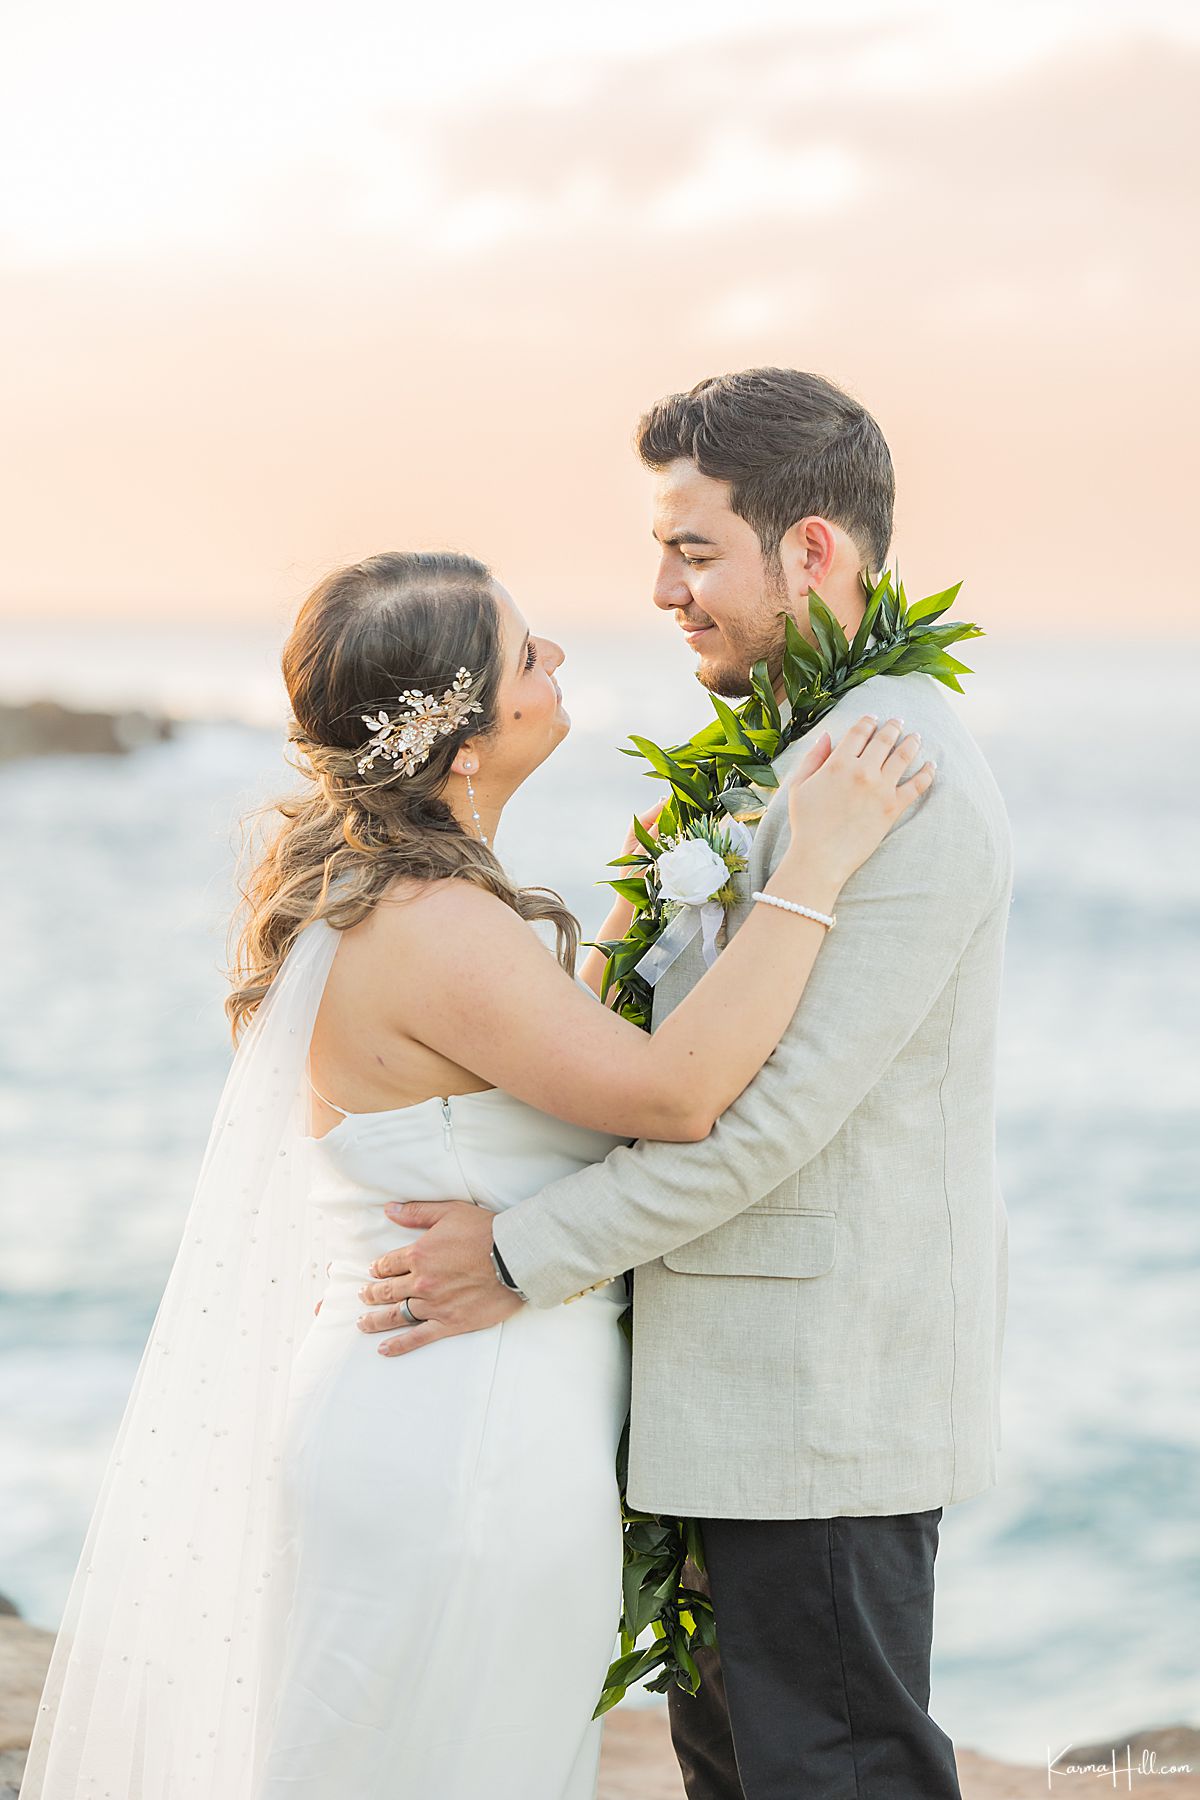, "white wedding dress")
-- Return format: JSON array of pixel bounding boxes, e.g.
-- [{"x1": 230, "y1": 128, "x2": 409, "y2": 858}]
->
[
  {"x1": 20, "y1": 923, "x2": 630, "y2": 1800},
  {"x1": 254, "y1": 1080, "x2": 631, "y2": 1800}
]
